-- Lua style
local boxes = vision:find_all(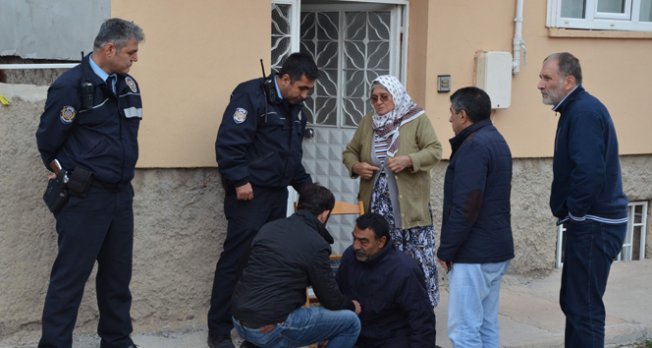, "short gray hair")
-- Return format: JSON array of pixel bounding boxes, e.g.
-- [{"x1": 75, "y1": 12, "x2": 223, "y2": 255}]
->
[
  {"x1": 93, "y1": 18, "x2": 144, "y2": 50},
  {"x1": 544, "y1": 52, "x2": 582, "y2": 85}
]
